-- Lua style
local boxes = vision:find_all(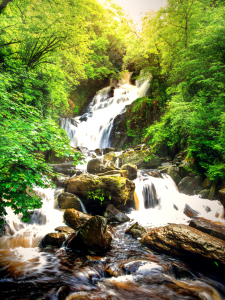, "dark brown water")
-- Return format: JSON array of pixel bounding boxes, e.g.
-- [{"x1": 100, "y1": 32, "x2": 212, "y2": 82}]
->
[{"x1": 0, "y1": 222, "x2": 225, "y2": 300}]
